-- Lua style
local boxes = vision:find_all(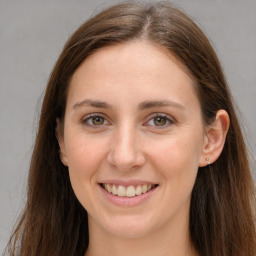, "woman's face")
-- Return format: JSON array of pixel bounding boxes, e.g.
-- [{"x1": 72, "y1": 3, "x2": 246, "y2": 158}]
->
[{"x1": 58, "y1": 41, "x2": 208, "y2": 239}]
